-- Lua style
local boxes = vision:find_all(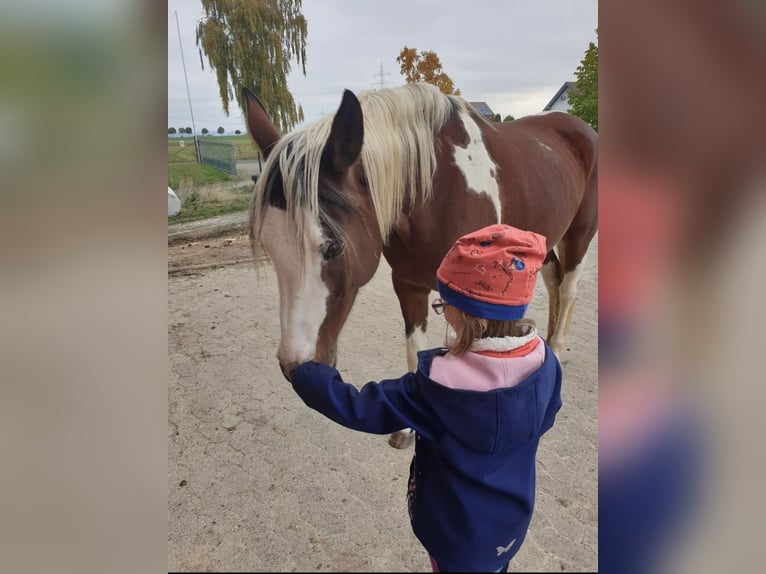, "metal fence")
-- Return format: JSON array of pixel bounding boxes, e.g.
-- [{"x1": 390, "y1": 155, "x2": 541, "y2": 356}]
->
[{"x1": 197, "y1": 139, "x2": 237, "y2": 175}]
